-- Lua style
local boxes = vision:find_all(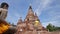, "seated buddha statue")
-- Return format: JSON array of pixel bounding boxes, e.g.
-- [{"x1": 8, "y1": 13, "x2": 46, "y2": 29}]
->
[
  {"x1": 0, "y1": 2, "x2": 9, "y2": 34},
  {"x1": 0, "y1": 2, "x2": 16, "y2": 34}
]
